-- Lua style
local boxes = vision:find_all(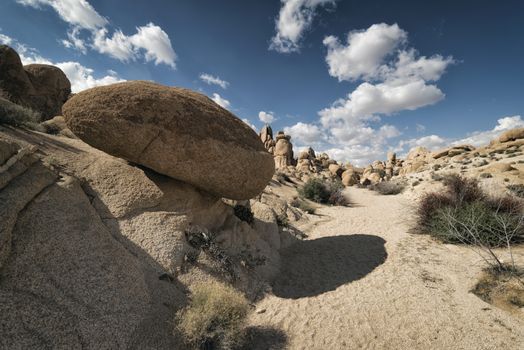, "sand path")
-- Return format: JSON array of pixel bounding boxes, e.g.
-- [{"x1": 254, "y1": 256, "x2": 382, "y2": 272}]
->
[{"x1": 250, "y1": 187, "x2": 524, "y2": 349}]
